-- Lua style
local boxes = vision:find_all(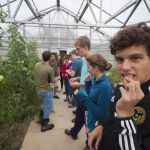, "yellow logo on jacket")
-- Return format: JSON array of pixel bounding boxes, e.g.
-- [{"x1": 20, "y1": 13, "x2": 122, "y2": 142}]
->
[{"x1": 133, "y1": 106, "x2": 146, "y2": 125}]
